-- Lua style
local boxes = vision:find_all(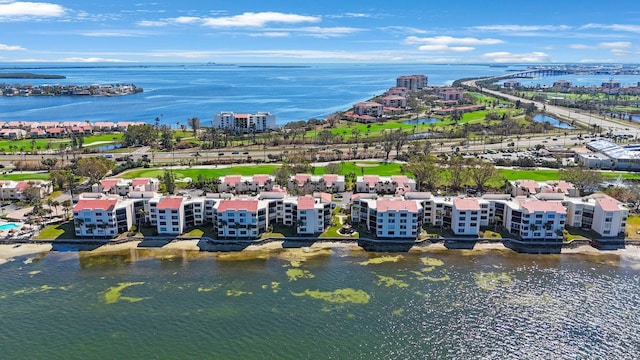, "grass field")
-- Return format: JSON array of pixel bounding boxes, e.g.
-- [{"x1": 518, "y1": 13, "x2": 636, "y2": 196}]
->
[
  {"x1": 0, "y1": 172, "x2": 51, "y2": 181},
  {"x1": 119, "y1": 162, "x2": 640, "y2": 187},
  {"x1": 34, "y1": 221, "x2": 75, "y2": 240}
]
